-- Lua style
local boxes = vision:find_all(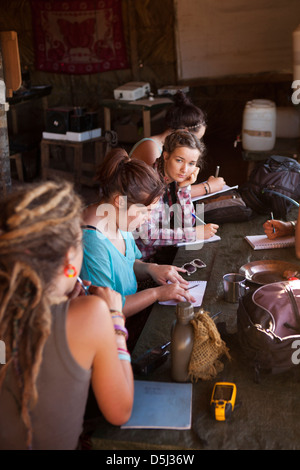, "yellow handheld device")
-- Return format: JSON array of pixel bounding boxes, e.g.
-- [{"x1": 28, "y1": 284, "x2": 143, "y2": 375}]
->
[{"x1": 210, "y1": 382, "x2": 237, "y2": 421}]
